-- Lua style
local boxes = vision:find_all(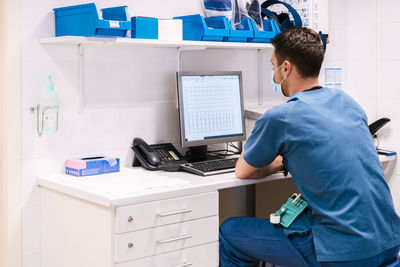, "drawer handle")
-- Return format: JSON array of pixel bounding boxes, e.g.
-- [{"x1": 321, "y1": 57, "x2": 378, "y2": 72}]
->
[
  {"x1": 127, "y1": 216, "x2": 133, "y2": 223},
  {"x1": 157, "y1": 209, "x2": 192, "y2": 217},
  {"x1": 128, "y1": 242, "x2": 133, "y2": 248},
  {"x1": 175, "y1": 263, "x2": 193, "y2": 267},
  {"x1": 157, "y1": 234, "x2": 192, "y2": 244}
]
